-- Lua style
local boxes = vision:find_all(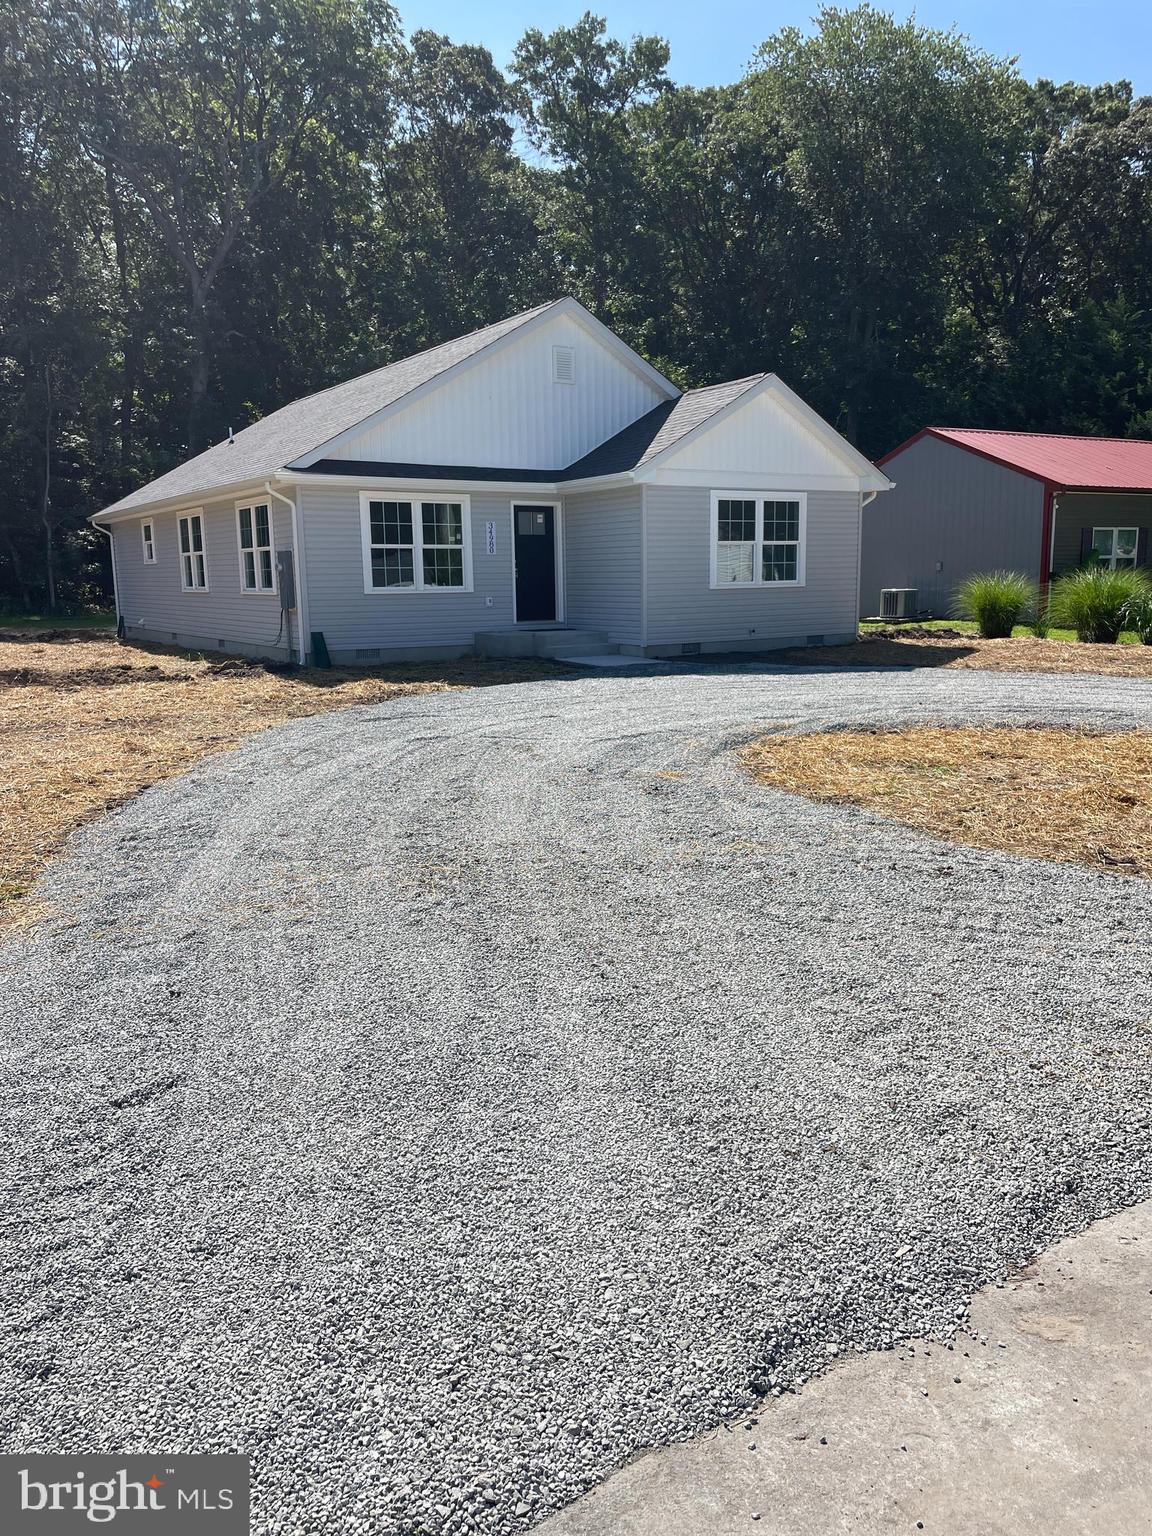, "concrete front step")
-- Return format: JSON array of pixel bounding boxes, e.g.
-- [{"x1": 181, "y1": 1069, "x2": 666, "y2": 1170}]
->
[{"x1": 475, "y1": 627, "x2": 615, "y2": 659}]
